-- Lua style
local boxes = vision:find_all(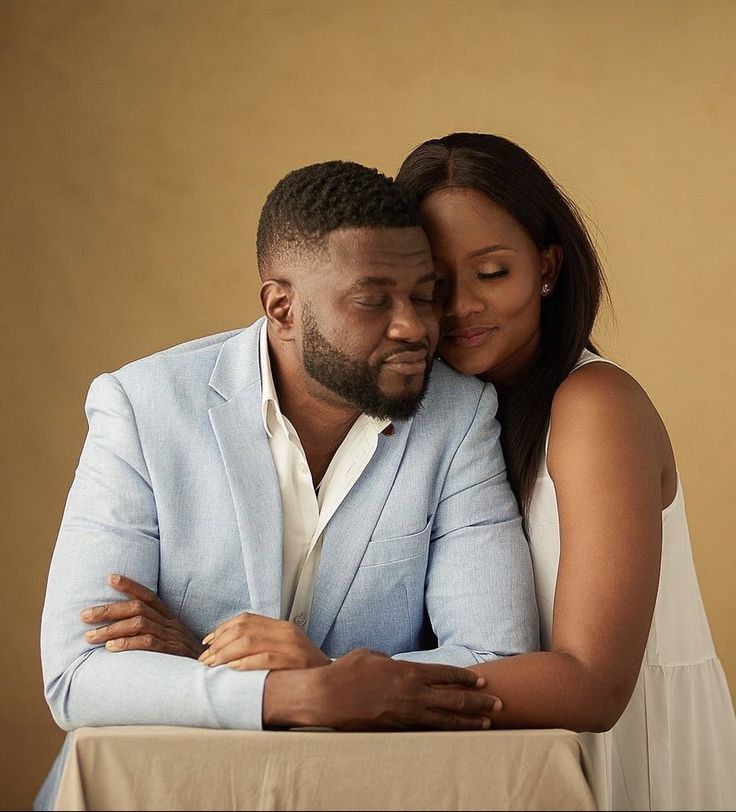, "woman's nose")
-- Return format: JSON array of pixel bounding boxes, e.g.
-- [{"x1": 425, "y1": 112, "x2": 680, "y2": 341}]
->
[{"x1": 443, "y1": 283, "x2": 485, "y2": 319}]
